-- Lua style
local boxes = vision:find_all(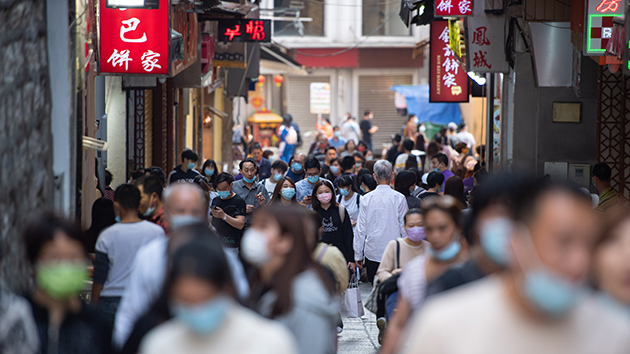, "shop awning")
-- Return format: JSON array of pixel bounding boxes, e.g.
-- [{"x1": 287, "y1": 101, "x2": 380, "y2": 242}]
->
[
  {"x1": 260, "y1": 44, "x2": 308, "y2": 76},
  {"x1": 390, "y1": 85, "x2": 462, "y2": 125},
  {"x1": 248, "y1": 112, "x2": 284, "y2": 124}
]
